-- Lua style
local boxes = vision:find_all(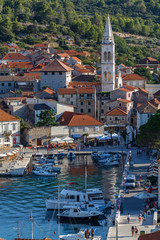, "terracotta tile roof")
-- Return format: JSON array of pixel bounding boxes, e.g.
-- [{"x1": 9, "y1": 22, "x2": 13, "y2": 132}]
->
[
  {"x1": 69, "y1": 81, "x2": 101, "y2": 87},
  {"x1": 34, "y1": 87, "x2": 56, "y2": 95},
  {"x1": 14, "y1": 76, "x2": 36, "y2": 82},
  {"x1": 40, "y1": 59, "x2": 73, "y2": 72},
  {"x1": 35, "y1": 43, "x2": 49, "y2": 48},
  {"x1": 157, "y1": 64, "x2": 160, "y2": 68},
  {"x1": 85, "y1": 65, "x2": 96, "y2": 72},
  {"x1": 57, "y1": 53, "x2": 70, "y2": 58},
  {"x1": 6, "y1": 62, "x2": 33, "y2": 69},
  {"x1": 138, "y1": 230, "x2": 160, "y2": 240},
  {"x1": 63, "y1": 50, "x2": 79, "y2": 56},
  {"x1": 72, "y1": 56, "x2": 81, "y2": 62},
  {"x1": 58, "y1": 88, "x2": 76, "y2": 95},
  {"x1": 74, "y1": 64, "x2": 85, "y2": 69},
  {"x1": 30, "y1": 63, "x2": 45, "y2": 72},
  {"x1": 23, "y1": 72, "x2": 40, "y2": 79},
  {"x1": 119, "y1": 88, "x2": 131, "y2": 92},
  {"x1": 2, "y1": 53, "x2": 29, "y2": 61},
  {"x1": 122, "y1": 73, "x2": 145, "y2": 81},
  {"x1": 138, "y1": 57, "x2": 159, "y2": 65},
  {"x1": 139, "y1": 87, "x2": 149, "y2": 94},
  {"x1": 137, "y1": 101, "x2": 157, "y2": 113},
  {"x1": 77, "y1": 87, "x2": 95, "y2": 94},
  {"x1": 0, "y1": 109, "x2": 19, "y2": 122},
  {"x1": 22, "y1": 91, "x2": 34, "y2": 97},
  {"x1": 57, "y1": 111, "x2": 82, "y2": 125},
  {"x1": 76, "y1": 69, "x2": 92, "y2": 74},
  {"x1": 123, "y1": 84, "x2": 138, "y2": 91},
  {"x1": 106, "y1": 107, "x2": 128, "y2": 116},
  {"x1": 4, "y1": 97, "x2": 26, "y2": 101},
  {"x1": 117, "y1": 98, "x2": 132, "y2": 103},
  {"x1": 68, "y1": 114, "x2": 103, "y2": 126},
  {"x1": 149, "y1": 98, "x2": 160, "y2": 107}
]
